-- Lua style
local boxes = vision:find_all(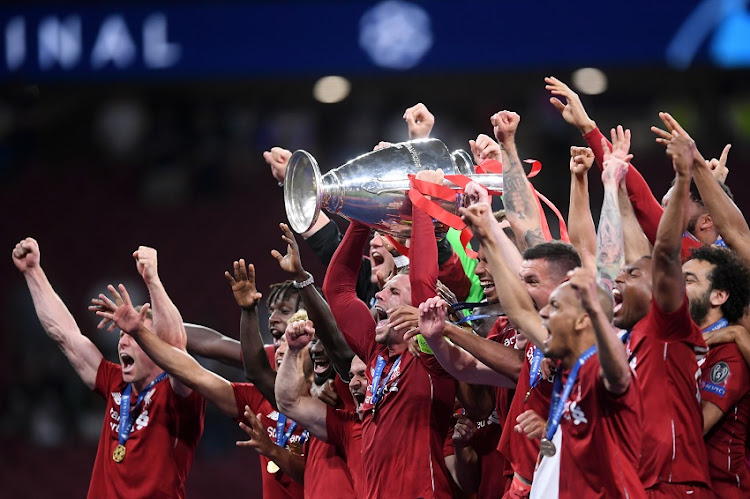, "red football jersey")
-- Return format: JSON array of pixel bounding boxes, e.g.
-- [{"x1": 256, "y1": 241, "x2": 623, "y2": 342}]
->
[
  {"x1": 232, "y1": 383, "x2": 305, "y2": 499},
  {"x1": 303, "y1": 436, "x2": 356, "y2": 498},
  {"x1": 355, "y1": 347, "x2": 456, "y2": 498},
  {"x1": 484, "y1": 317, "x2": 517, "y2": 496},
  {"x1": 89, "y1": 360, "x2": 205, "y2": 499},
  {"x1": 626, "y1": 298, "x2": 710, "y2": 489},
  {"x1": 325, "y1": 407, "x2": 364, "y2": 497},
  {"x1": 700, "y1": 341, "x2": 750, "y2": 496},
  {"x1": 498, "y1": 342, "x2": 555, "y2": 482},
  {"x1": 530, "y1": 354, "x2": 645, "y2": 499}
]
